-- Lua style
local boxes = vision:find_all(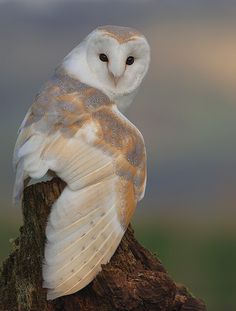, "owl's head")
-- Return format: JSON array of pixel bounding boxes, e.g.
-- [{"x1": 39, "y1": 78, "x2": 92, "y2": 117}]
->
[{"x1": 63, "y1": 25, "x2": 150, "y2": 107}]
